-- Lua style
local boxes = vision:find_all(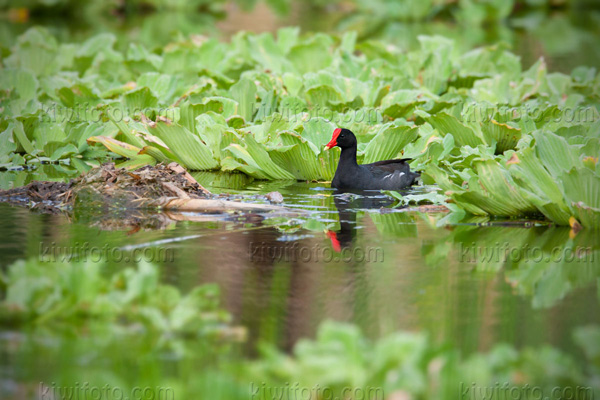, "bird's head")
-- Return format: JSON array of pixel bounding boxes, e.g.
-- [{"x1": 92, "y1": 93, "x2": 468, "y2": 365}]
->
[{"x1": 325, "y1": 128, "x2": 356, "y2": 150}]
